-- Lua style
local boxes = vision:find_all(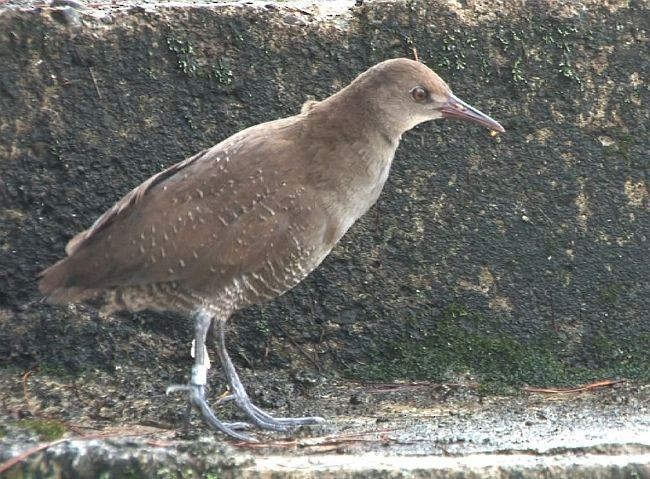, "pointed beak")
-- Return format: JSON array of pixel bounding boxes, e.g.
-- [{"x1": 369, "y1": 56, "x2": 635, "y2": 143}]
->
[{"x1": 440, "y1": 93, "x2": 505, "y2": 133}]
